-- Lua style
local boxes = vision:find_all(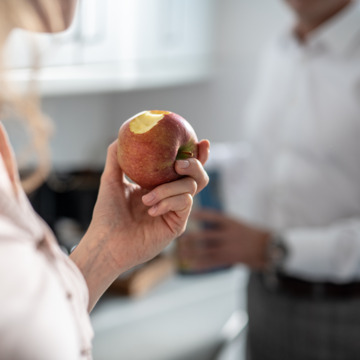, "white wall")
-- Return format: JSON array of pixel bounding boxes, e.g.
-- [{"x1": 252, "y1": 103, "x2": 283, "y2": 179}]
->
[{"x1": 41, "y1": 0, "x2": 292, "y2": 170}]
